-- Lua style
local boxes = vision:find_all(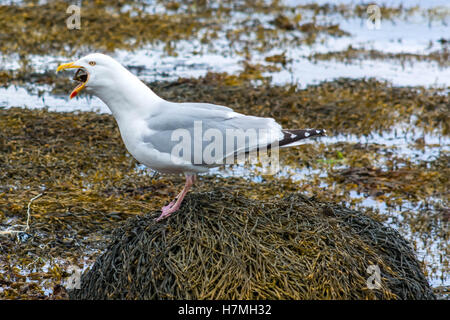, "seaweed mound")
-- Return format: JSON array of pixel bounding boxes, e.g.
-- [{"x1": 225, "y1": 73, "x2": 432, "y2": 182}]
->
[{"x1": 70, "y1": 190, "x2": 435, "y2": 300}]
